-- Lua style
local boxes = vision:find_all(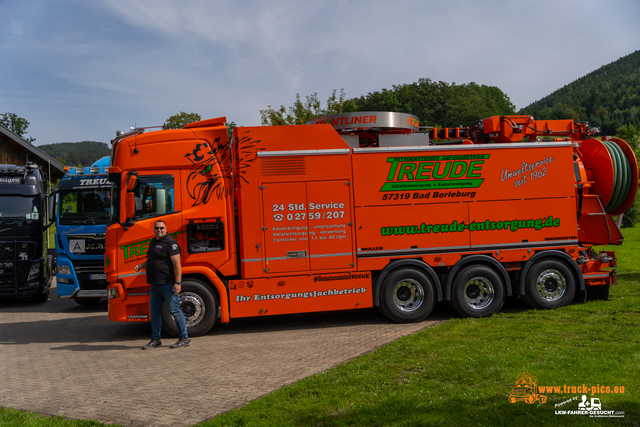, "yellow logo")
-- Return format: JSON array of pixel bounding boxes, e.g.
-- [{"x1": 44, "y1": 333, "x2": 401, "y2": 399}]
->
[{"x1": 509, "y1": 373, "x2": 548, "y2": 404}]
